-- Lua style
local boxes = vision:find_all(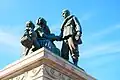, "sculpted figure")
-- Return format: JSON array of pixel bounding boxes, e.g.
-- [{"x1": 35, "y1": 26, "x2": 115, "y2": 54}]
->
[
  {"x1": 58, "y1": 9, "x2": 82, "y2": 66},
  {"x1": 21, "y1": 21, "x2": 40, "y2": 56},
  {"x1": 21, "y1": 19, "x2": 60, "y2": 56},
  {"x1": 35, "y1": 17, "x2": 60, "y2": 55}
]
